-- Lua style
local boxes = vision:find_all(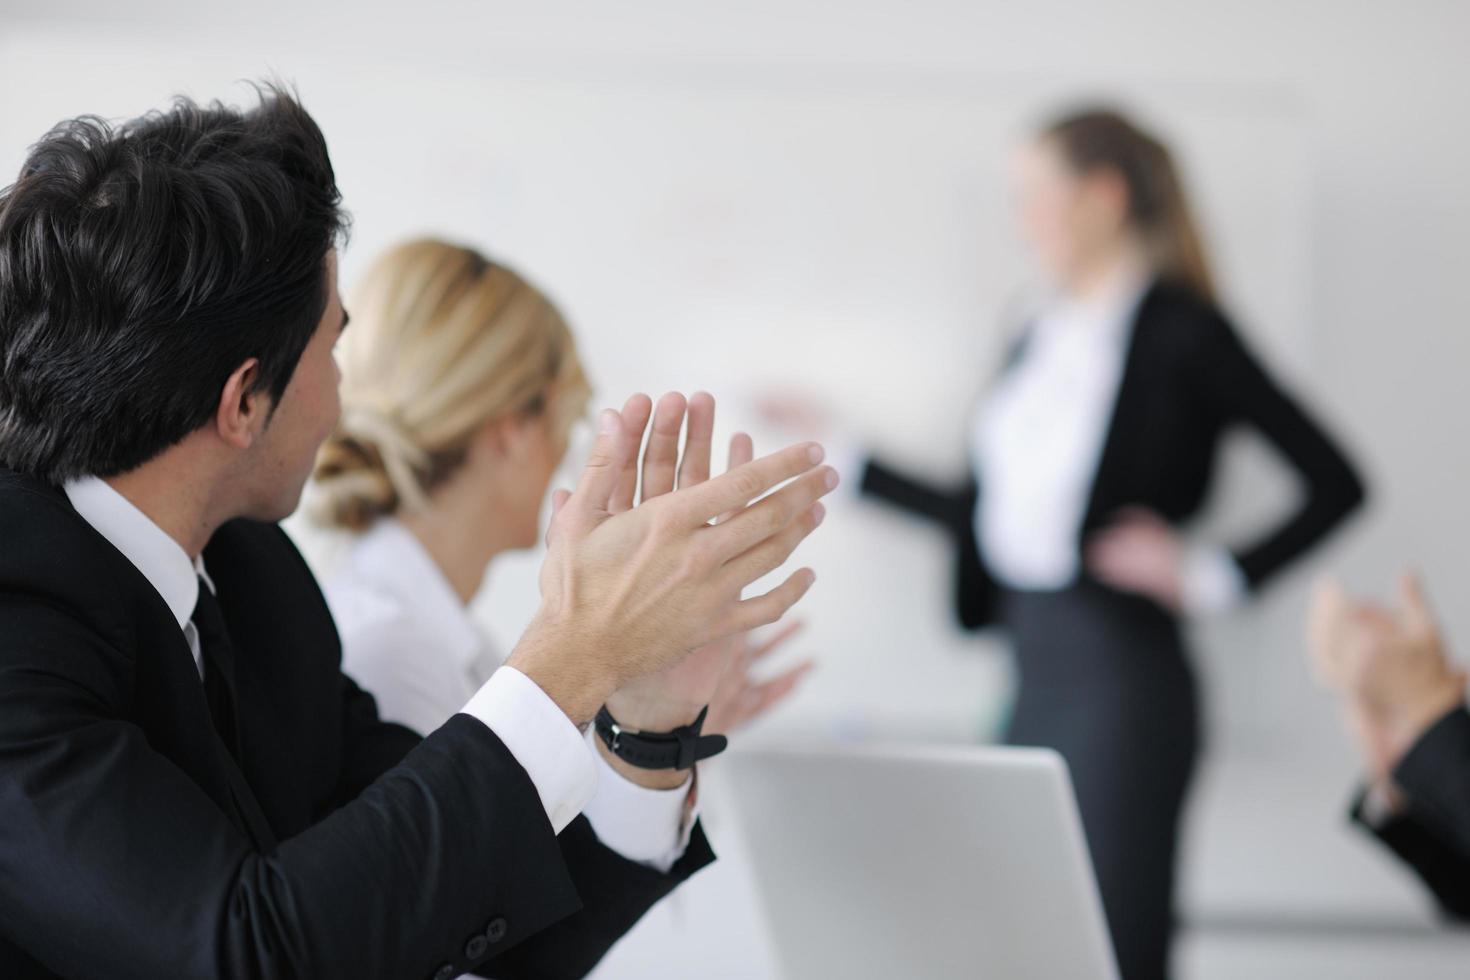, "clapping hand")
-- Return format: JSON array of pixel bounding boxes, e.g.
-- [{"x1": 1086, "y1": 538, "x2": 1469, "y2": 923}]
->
[
  {"x1": 509, "y1": 392, "x2": 835, "y2": 743},
  {"x1": 600, "y1": 393, "x2": 818, "y2": 745},
  {"x1": 1308, "y1": 572, "x2": 1467, "y2": 784}
]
